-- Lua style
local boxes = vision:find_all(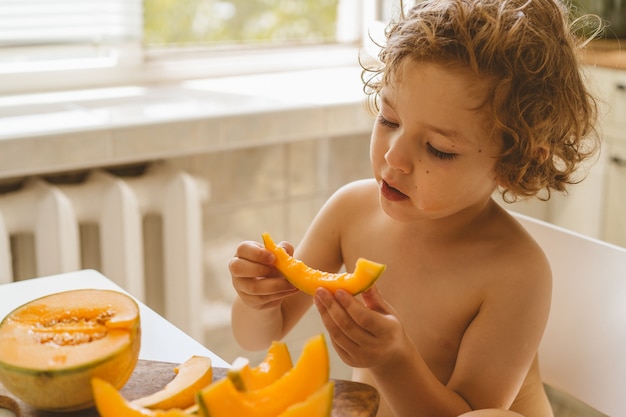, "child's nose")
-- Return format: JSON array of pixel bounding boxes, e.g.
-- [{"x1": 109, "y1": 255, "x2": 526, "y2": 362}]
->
[{"x1": 384, "y1": 134, "x2": 413, "y2": 174}]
